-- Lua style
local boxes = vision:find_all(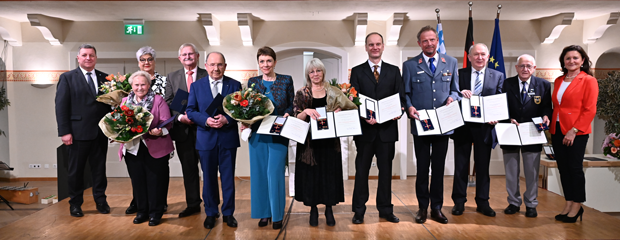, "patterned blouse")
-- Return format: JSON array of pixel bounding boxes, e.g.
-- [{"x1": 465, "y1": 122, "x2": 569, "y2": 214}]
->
[
  {"x1": 247, "y1": 74, "x2": 295, "y2": 116},
  {"x1": 151, "y1": 72, "x2": 167, "y2": 97}
]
